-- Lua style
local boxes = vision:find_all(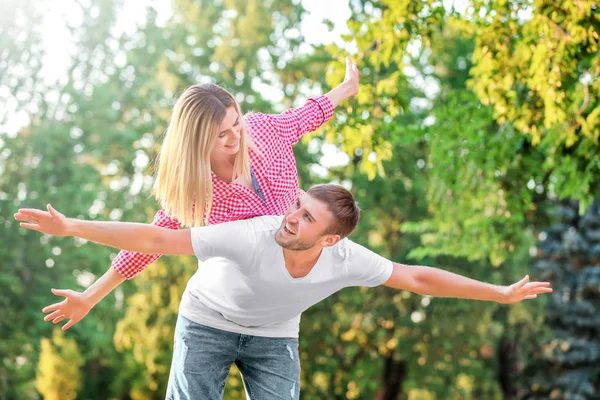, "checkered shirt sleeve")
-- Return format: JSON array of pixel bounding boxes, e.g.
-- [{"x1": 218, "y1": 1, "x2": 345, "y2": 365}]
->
[
  {"x1": 111, "y1": 209, "x2": 181, "y2": 278},
  {"x1": 246, "y1": 96, "x2": 334, "y2": 146}
]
